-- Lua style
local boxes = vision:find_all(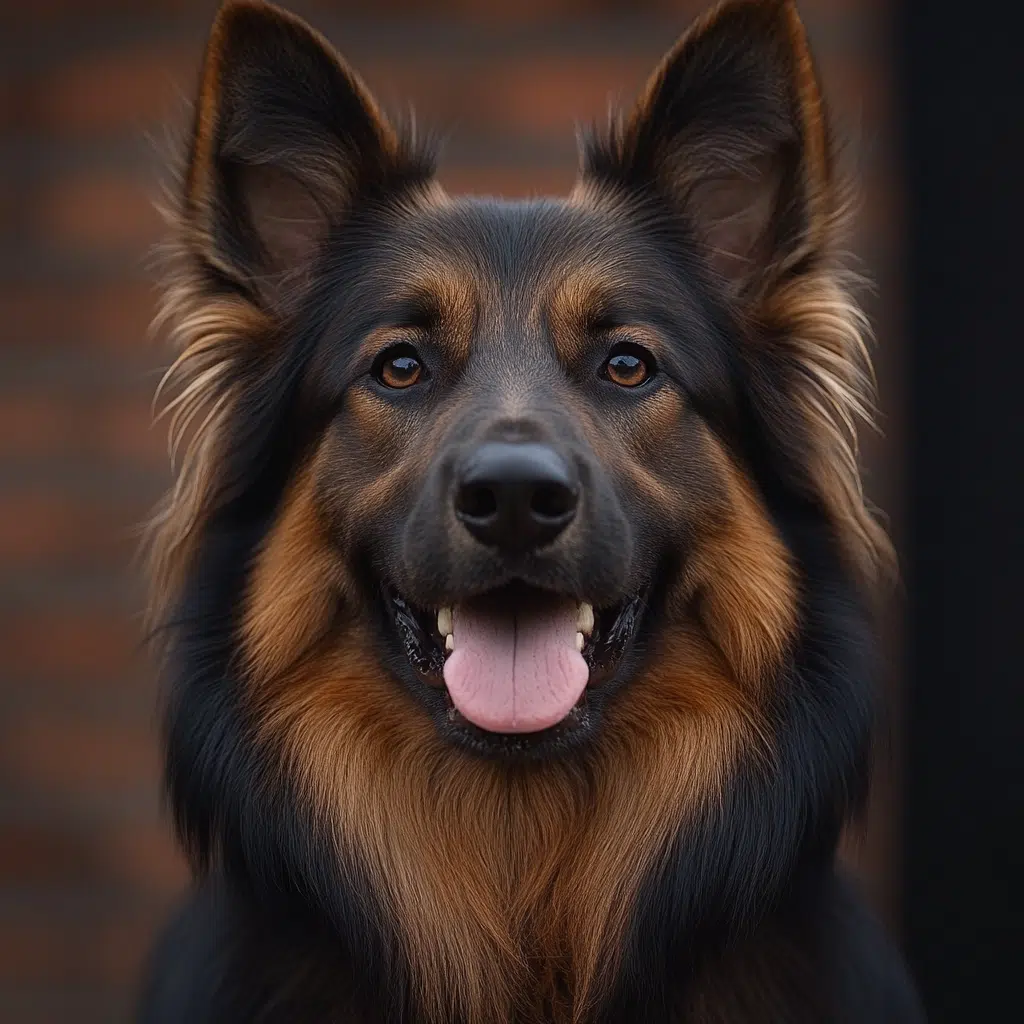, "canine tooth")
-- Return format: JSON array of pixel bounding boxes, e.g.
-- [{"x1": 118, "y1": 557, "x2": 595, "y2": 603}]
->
[
  {"x1": 575, "y1": 631, "x2": 585, "y2": 652},
  {"x1": 437, "y1": 607, "x2": 453, "y2": 637},
  {"x1": 576, "y1": 602, "x2": 595, "y2": 635},
  {"x1": 445, "y1": 634, "x2": 454, "y2": 653}
]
